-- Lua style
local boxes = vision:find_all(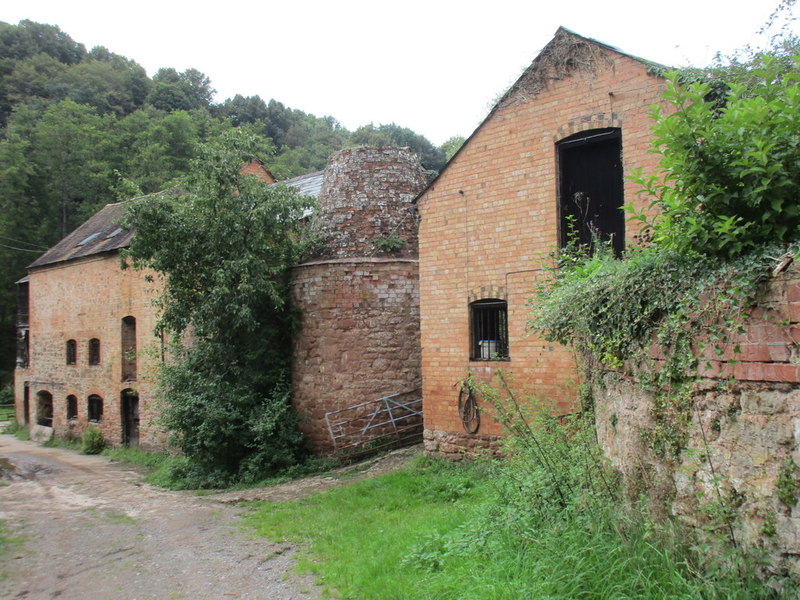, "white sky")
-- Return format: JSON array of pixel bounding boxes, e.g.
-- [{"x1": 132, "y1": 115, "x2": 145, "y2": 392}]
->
[{"x1": 3, "y1": 1, "x2": 796, "y2": 145}]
